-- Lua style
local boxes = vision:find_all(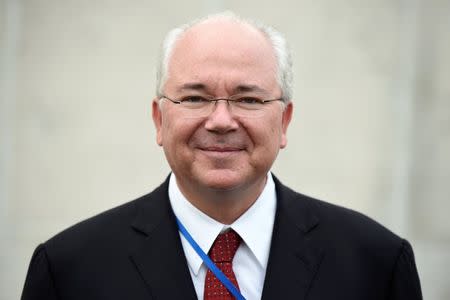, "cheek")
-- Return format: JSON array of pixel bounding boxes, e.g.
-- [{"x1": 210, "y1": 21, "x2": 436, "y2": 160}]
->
[
  {"x1": 161, "y1": 115, "x2": 201, "y2": 149},
  {"x1": 244, "y1": 117, "x2": 283, "y2": 154},
  {"x1": 265, "y1": 128, "x2": 283, "y2": 153},
  {"x1": 262, "y1": 116, "x2": 284, "y2": 146}
]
